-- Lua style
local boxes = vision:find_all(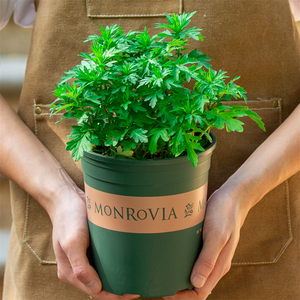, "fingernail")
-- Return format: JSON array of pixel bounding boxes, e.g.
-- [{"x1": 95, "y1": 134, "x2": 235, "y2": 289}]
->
[
  {"x1": 86, "y1": 279, "x2": 102, "y2": 293},
  {"x1": 191, "y1": 273, "x2": 206, "y2": 288}
]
